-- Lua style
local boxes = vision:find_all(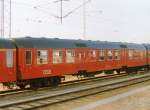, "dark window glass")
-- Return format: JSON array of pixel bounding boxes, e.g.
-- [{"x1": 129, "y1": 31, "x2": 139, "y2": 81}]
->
[{"x1": 26, "y1": 51, "x2": 32, "y2": 65}]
